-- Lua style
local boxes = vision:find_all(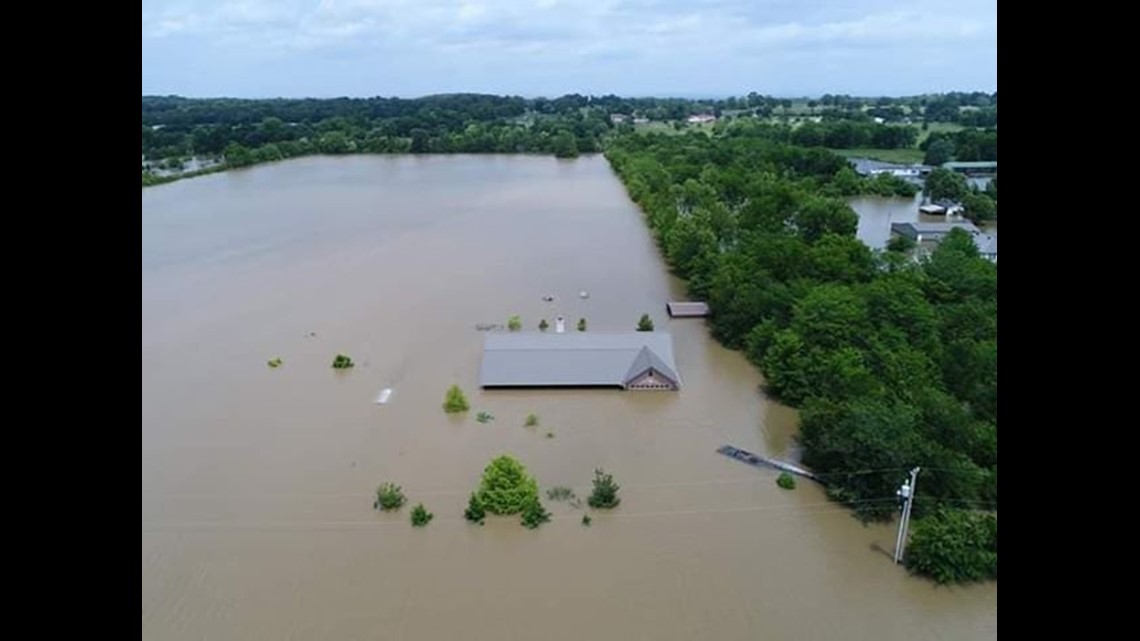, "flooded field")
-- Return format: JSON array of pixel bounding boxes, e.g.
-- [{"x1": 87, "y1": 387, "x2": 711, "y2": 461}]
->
[{"x1": 142, "y1": 155, "x2": 996, "y2": 640}]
